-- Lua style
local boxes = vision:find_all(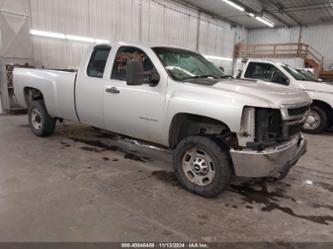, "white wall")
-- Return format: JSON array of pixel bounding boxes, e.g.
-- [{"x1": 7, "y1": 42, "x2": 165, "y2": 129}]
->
[
  {"x1": 248, "y1": 27, "x2": 300, "y2": 44},
  {"x1": 248, "y1": 24, "x2": 333, "y2": 70},
  {"x1": 0, "y1": 94, "x2": 3, "y2": 113},
  {"x1": 0, "y1": 0, "x2": 33, "y2": 113},
  {"x1": 301, "y1": 25, "x2": 333, "y2": 70},
  {"x1": 30, "y1": 0, "x2": 246, "y2": 73},
  {"x1": 0, "y1": 0, "x2": 33, "y2": 59}
]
